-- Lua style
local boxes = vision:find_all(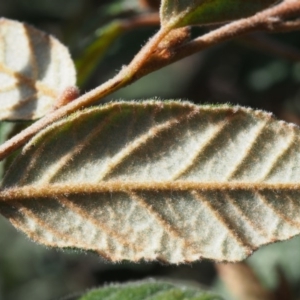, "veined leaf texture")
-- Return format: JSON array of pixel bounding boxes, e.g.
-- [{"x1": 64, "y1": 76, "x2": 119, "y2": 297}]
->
[
  {"x1": 1, "y1": 101, "x2": 300, "y2": 263},
  {"x1": 0, "y1": 18, "x2": 76, "y2": 120}
]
